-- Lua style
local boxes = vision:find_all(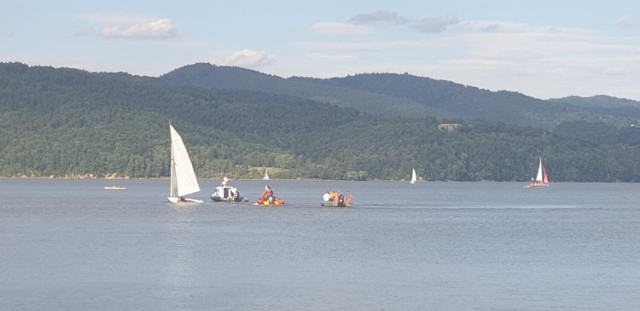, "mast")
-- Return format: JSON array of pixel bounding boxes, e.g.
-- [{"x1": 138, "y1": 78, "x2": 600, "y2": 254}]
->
[{"x1": 169, "y1": 122, "x2": 178, "y2": 197}]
